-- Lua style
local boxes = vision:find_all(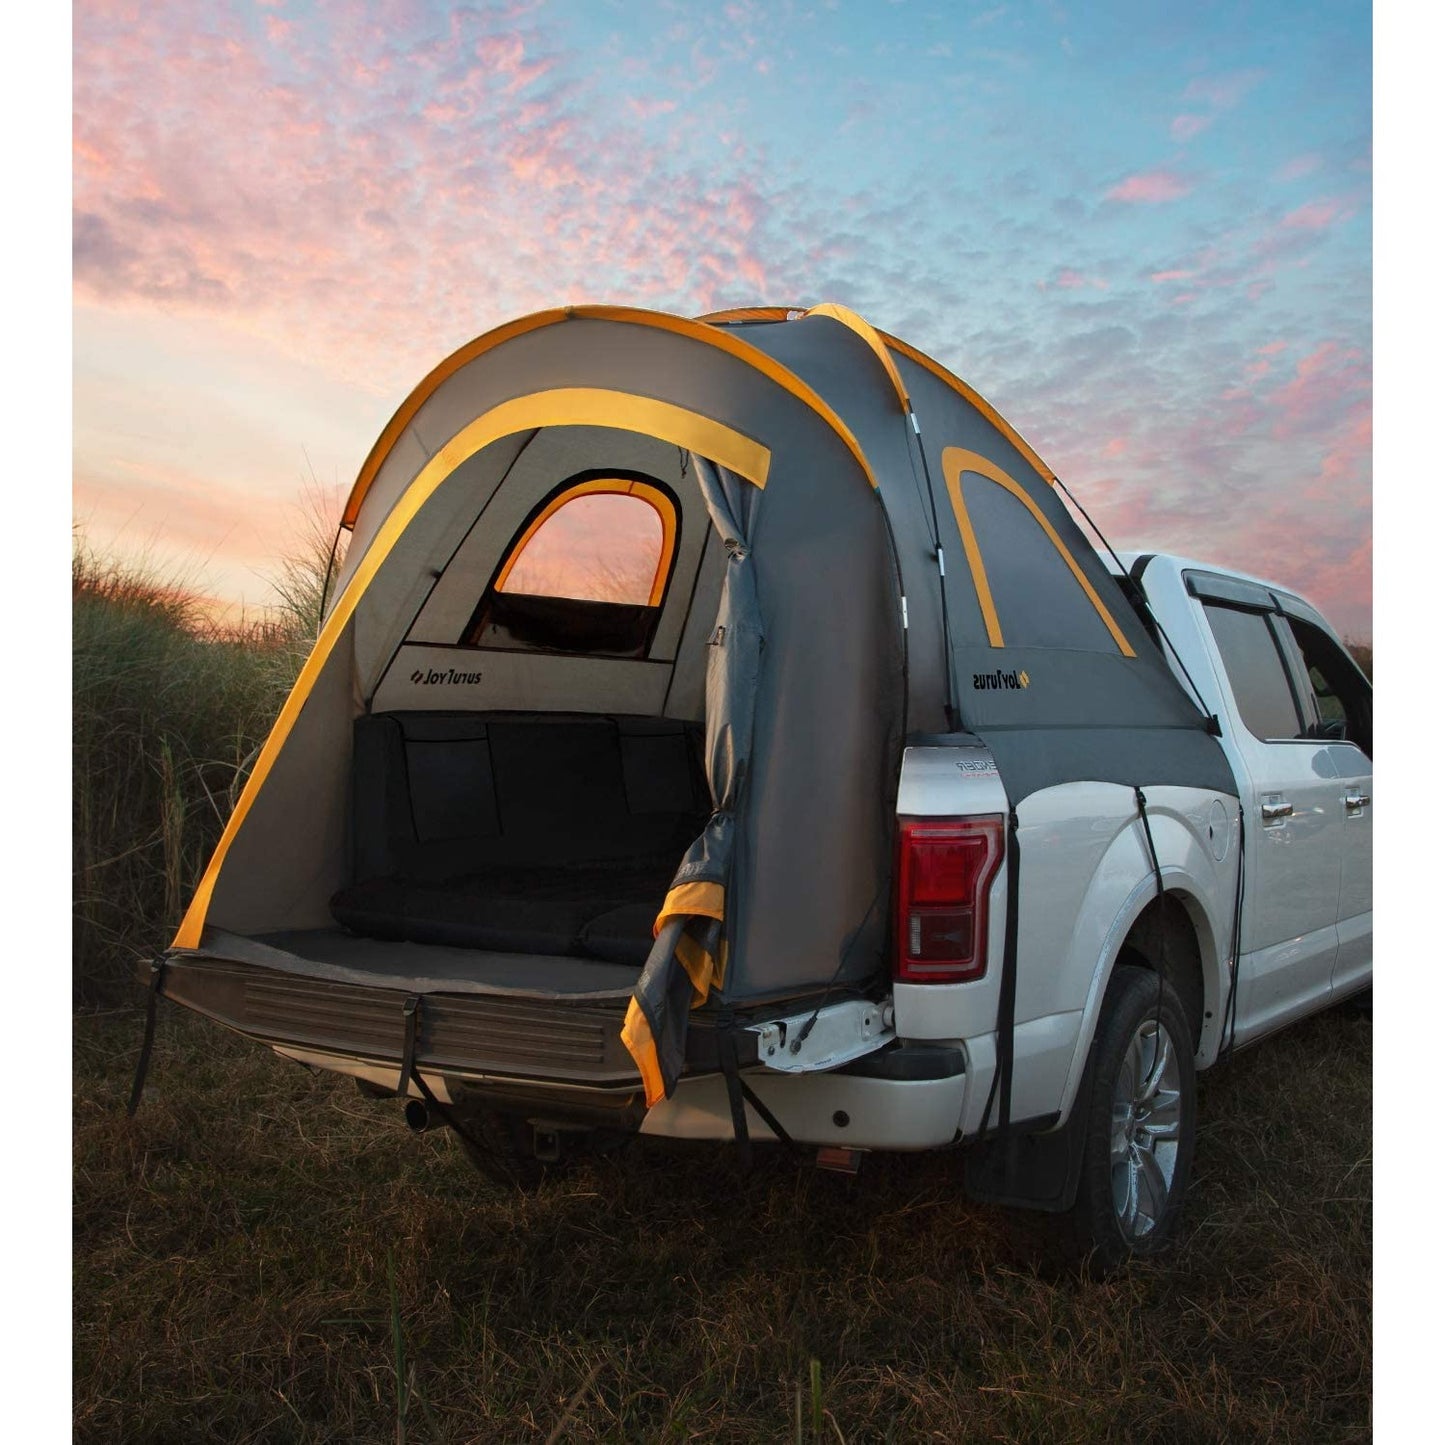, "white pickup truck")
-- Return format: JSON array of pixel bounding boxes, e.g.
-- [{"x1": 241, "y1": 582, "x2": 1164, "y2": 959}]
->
[
  {"x1": 145, "y1": 306, "x2": 1371, "y2": 1271},
  {"x1": 600, "y1": 550, "x2": 1372, "y2": 1265}
]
